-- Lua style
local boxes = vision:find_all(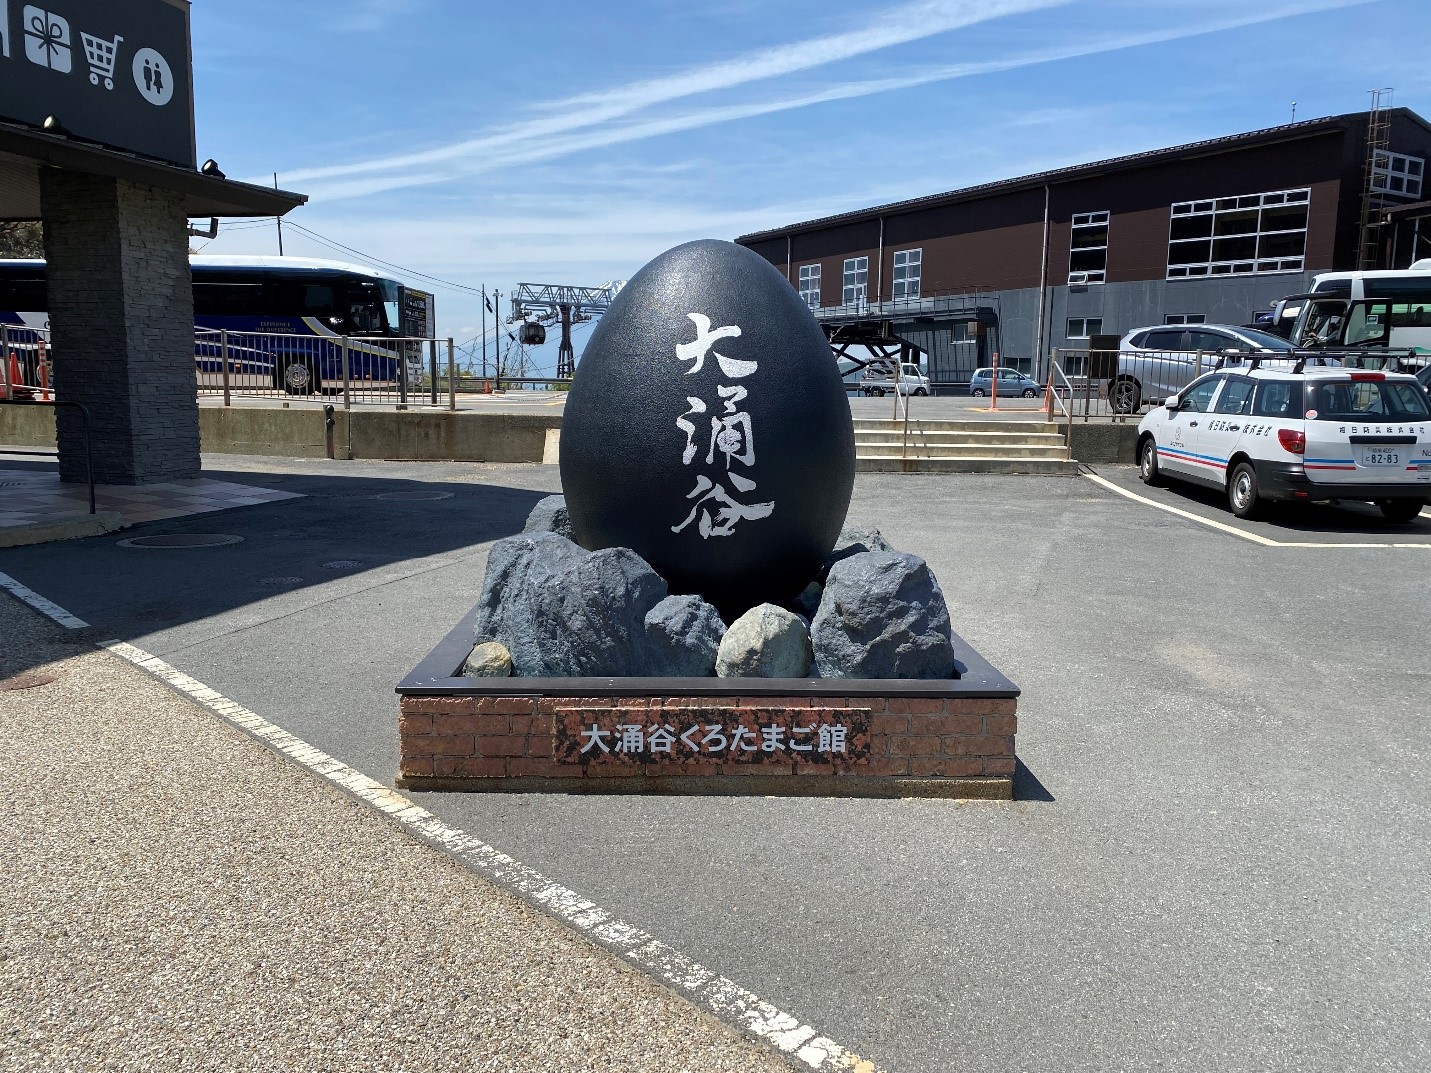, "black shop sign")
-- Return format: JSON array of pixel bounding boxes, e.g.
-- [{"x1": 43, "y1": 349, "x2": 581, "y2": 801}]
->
[{"x1": 0, "y1": 0, "x2": 195, "y2": 167}]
